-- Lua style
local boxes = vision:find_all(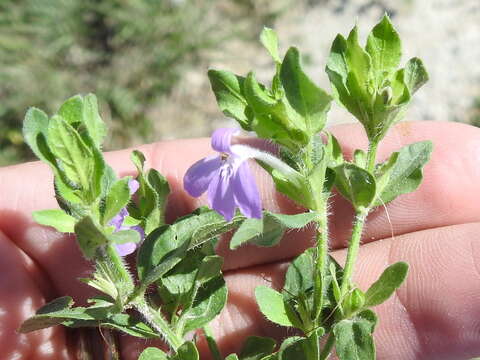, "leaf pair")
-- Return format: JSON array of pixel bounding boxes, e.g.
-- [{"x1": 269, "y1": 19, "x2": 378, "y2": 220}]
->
[
  {"x1": 19, "y1": 296, "x2": 157, "y2": 339},
  {"x1": 333, "y1": 141, "x2": 433, "y2": 211}
]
